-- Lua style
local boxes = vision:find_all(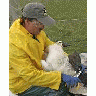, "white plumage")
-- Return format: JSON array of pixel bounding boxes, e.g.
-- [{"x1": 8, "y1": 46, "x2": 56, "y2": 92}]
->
[
  {"x1": 41, "y1": 43, "x2": 76, "y2": 76},
  {"x1": 41, "y1": 41, "x2": 87, "y2": 95}
]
